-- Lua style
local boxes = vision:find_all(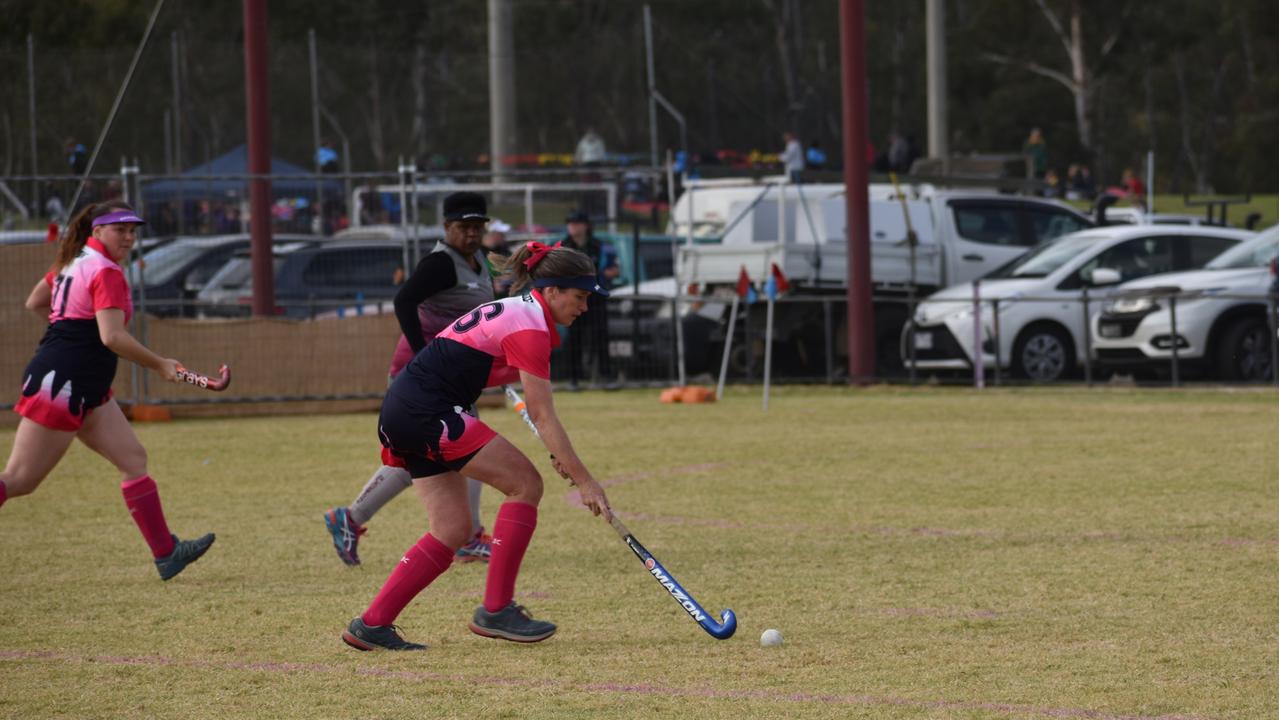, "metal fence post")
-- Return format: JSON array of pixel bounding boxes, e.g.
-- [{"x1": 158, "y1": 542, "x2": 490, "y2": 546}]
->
[
  {"x1": 1269, "y1": 292, "x2": 1278, "y2": 387},
  {"x1": 971, "y1": 280, "x2": 984, "y2": 389},
  {"x1": 991, "y1": 298, "x2": 1002, "y2": 386},
  {"x1": 907, "y1": 296, "x2": 918, "y2": 386},
  {"x1": 1081, "y1": 287, "x2": 1092, "y2": 387},
  {"x1": 823, "y1": 297, "x2": 834, "y2": 385},
  {"x1": 1169, "y1": 295, "x2": 1180, "y2": 387}
]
